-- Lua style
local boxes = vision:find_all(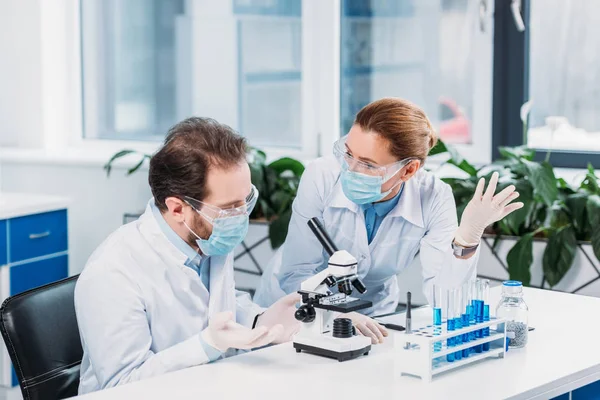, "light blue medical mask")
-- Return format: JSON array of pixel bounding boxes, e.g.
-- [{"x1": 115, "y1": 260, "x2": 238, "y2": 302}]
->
[
  {"x1": 184, "y1": 214, "x2": 249, "y2": 256},
  {"x1": 341, "y1": 169, "x2": 402, "y2": 205},
  {"x1": 182, "y1": 185, "x2": 258, "y2": 256}
]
